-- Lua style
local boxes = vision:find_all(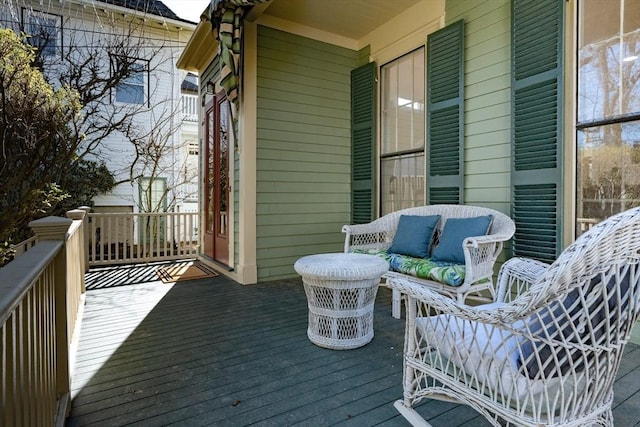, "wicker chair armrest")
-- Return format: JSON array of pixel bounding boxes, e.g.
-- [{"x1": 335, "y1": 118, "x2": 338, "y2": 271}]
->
[
  {"x1": 342, "y1": 223, "x2": 393, "y2": 252},
  {"x1": 463, "y1": 232, "x2": 512, "y2": 248},
  {"x1": 341, "y1": 222, "x2": 383, "y2": 235},
  {"x1": 495, "y1": 257, "x2": 550, "y2": 303},
  {"x1": 388, "y1": 276, "x2": 523, "y2": 325},
  {"x1": 460, "y1": 236, "x2": 506, "y2": 285}
]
